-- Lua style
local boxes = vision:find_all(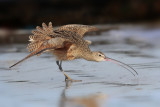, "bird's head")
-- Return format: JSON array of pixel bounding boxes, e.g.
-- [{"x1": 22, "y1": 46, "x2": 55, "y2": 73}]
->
[
  {"x1": 91, "y1": 51, "x2": 138, "y2": 76},
  {"x1": 92, "y1": 51, "x2": 107, "y2": 62}
]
